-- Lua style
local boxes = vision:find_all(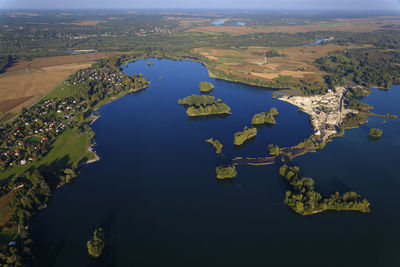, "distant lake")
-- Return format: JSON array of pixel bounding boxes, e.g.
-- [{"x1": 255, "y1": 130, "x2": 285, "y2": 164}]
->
[
  {"x1": 63, "y1": 49, "x2": 96, "y2": 54},
  {"x1": 212, "y1": 19, "x2": 246, "y2": 26},
  {"x1": 305, "y1": 37, "x2": 334, "y2": 46},
  {"x1": 31, "y1": 59, "x2": 400, "y2": 267},
  {"x1": 212, "y1": 19, "x2": 226, "y2": 26}
]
